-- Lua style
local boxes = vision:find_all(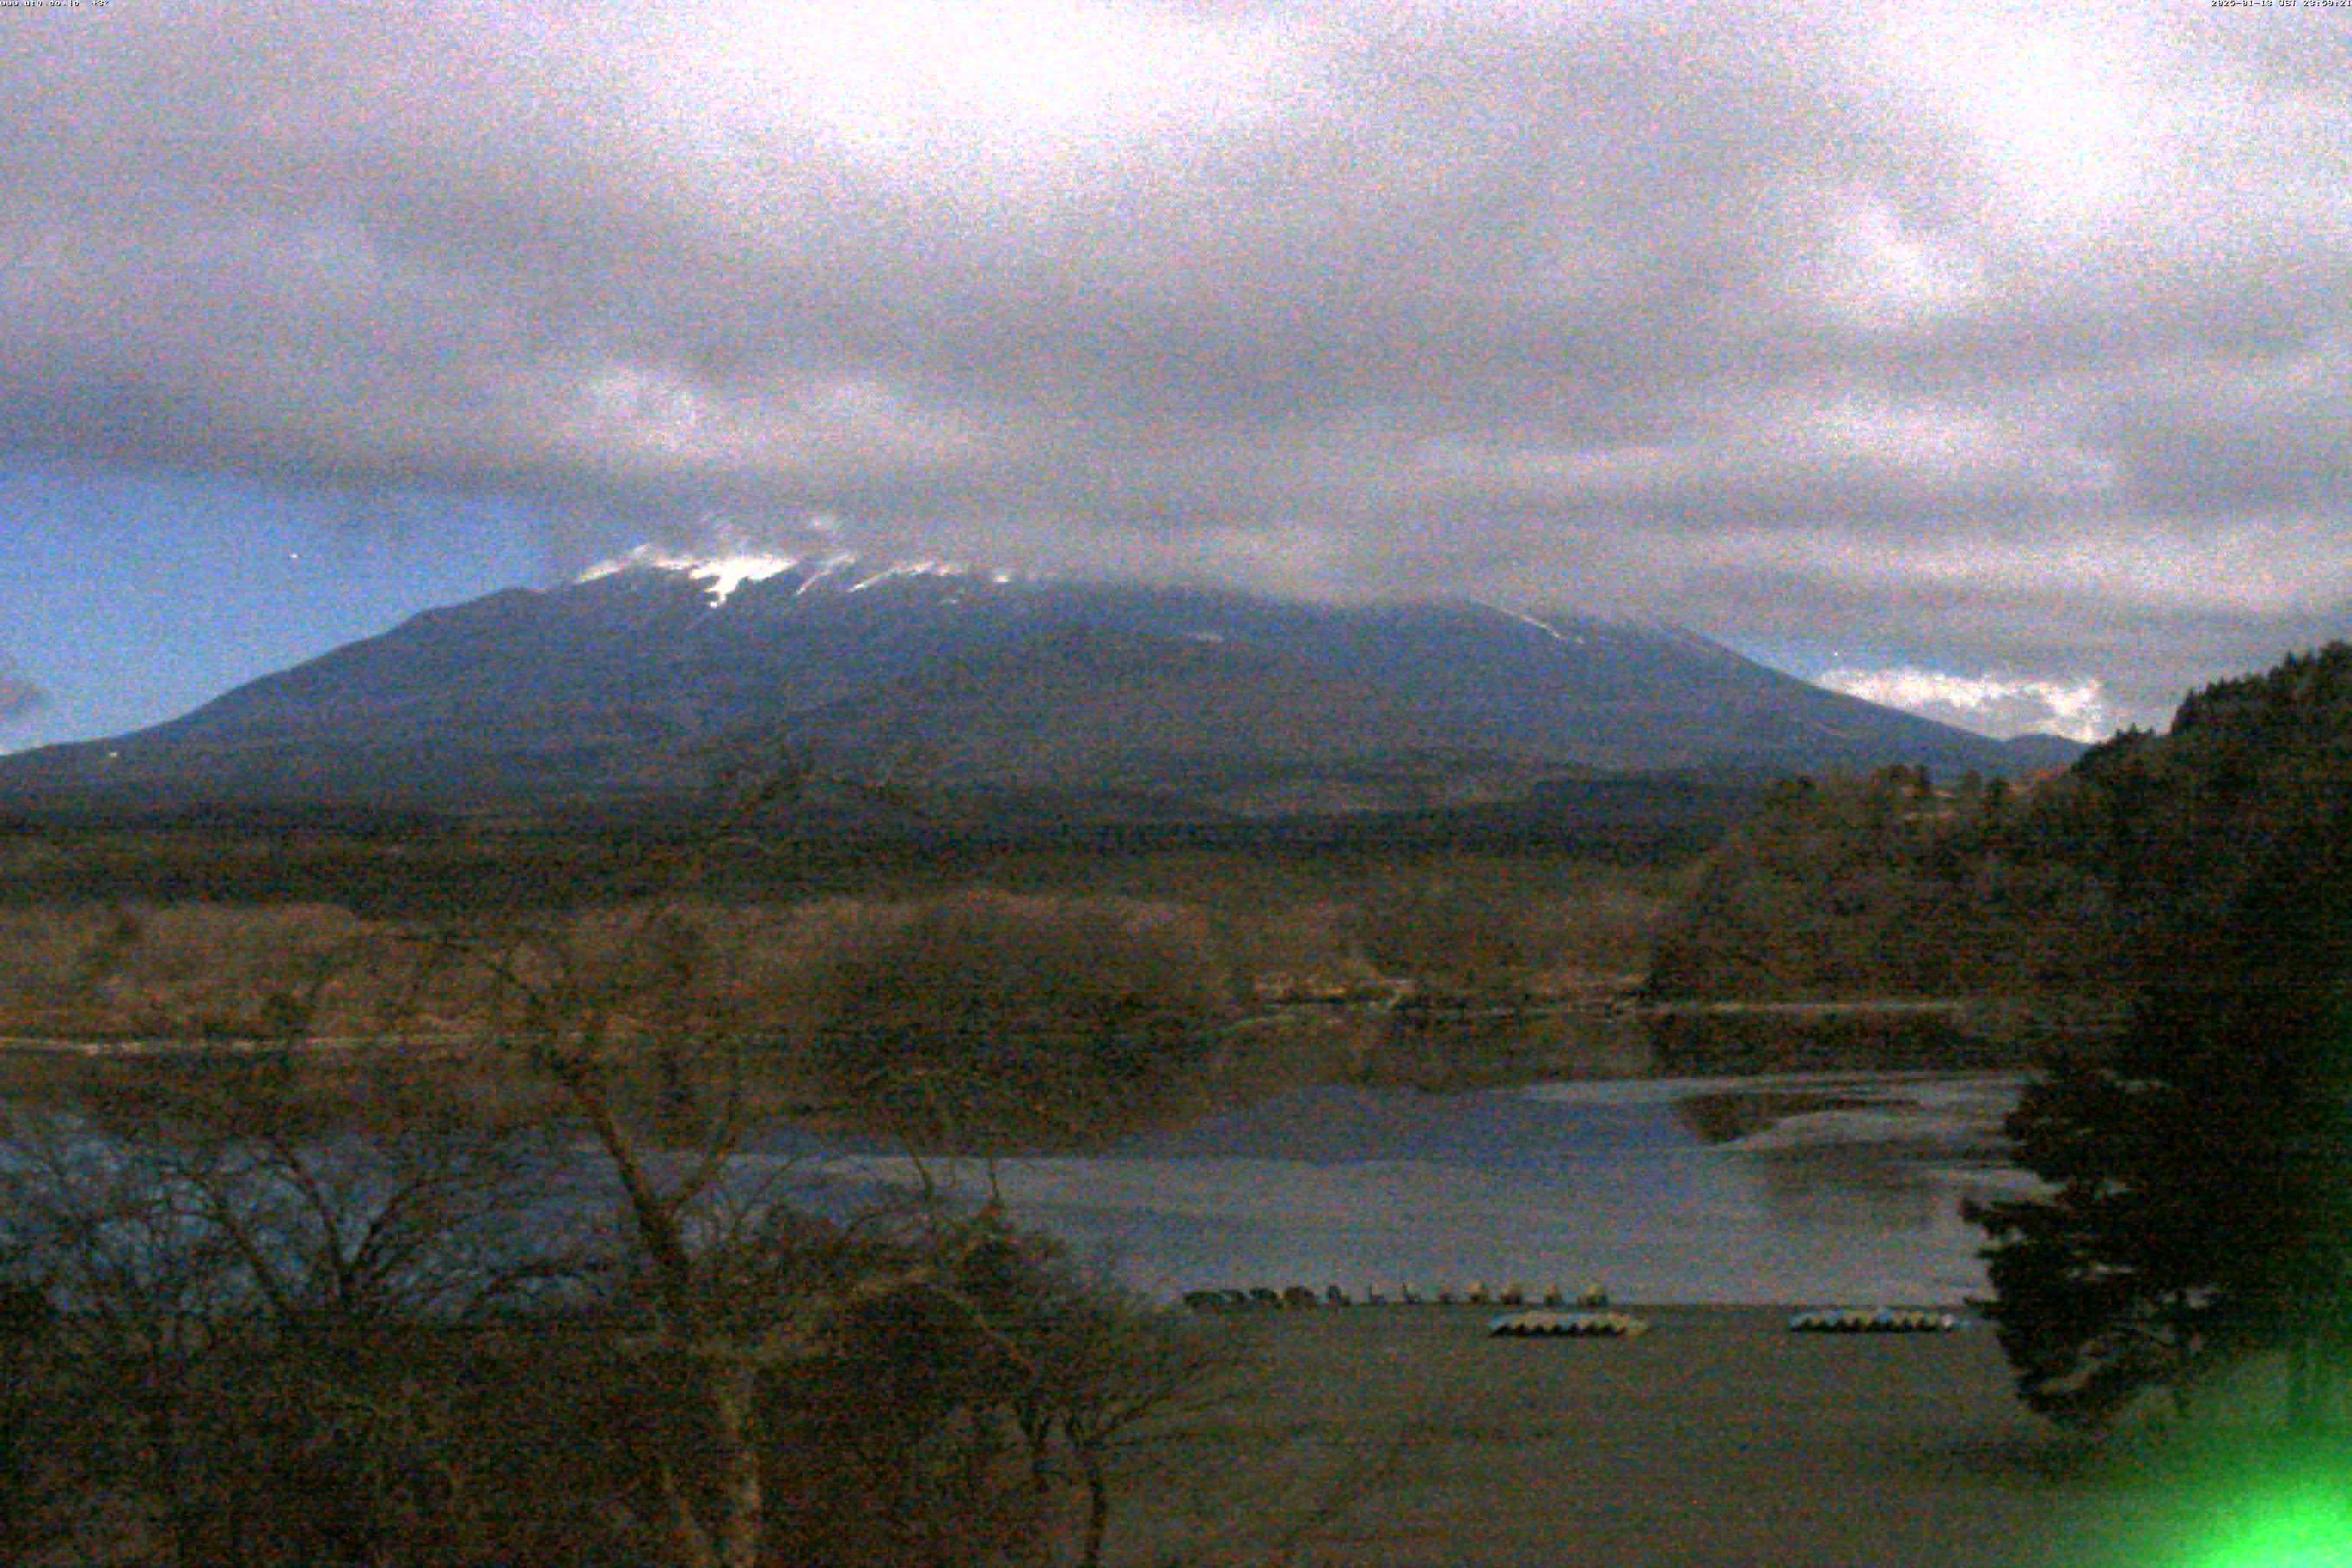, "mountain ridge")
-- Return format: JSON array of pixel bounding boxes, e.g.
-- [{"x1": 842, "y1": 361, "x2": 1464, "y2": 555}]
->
[{"x1": 0, "y1": 563, "x2": 2082, "y2": 819}]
